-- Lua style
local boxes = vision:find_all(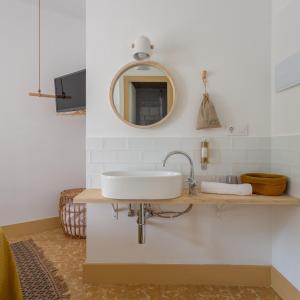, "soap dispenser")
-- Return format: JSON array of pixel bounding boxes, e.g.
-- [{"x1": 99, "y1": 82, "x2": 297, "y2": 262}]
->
[{"x1": 200, "y1": 140, "x2": 209, "y2": 170}]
